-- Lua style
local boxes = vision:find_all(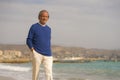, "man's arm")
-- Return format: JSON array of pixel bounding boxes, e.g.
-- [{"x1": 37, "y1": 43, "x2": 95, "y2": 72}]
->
[{"x1": 26, "y1": 26, "x2": 34, "y2": 52}]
